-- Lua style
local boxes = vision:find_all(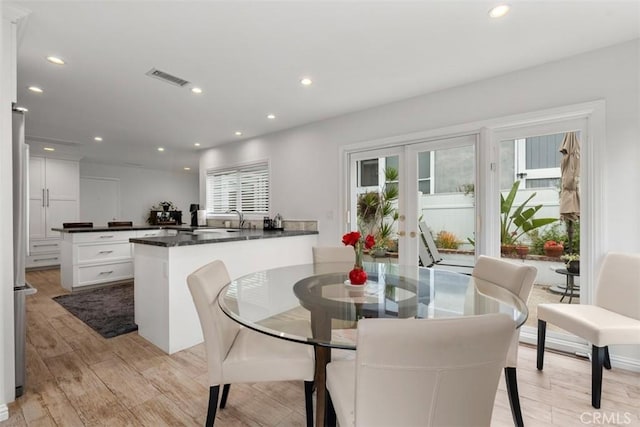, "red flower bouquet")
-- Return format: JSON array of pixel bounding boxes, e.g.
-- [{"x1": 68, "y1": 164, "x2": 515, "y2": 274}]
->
[{"x1": 342, "y1": 231, "x2": 375, "y2": 284}]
